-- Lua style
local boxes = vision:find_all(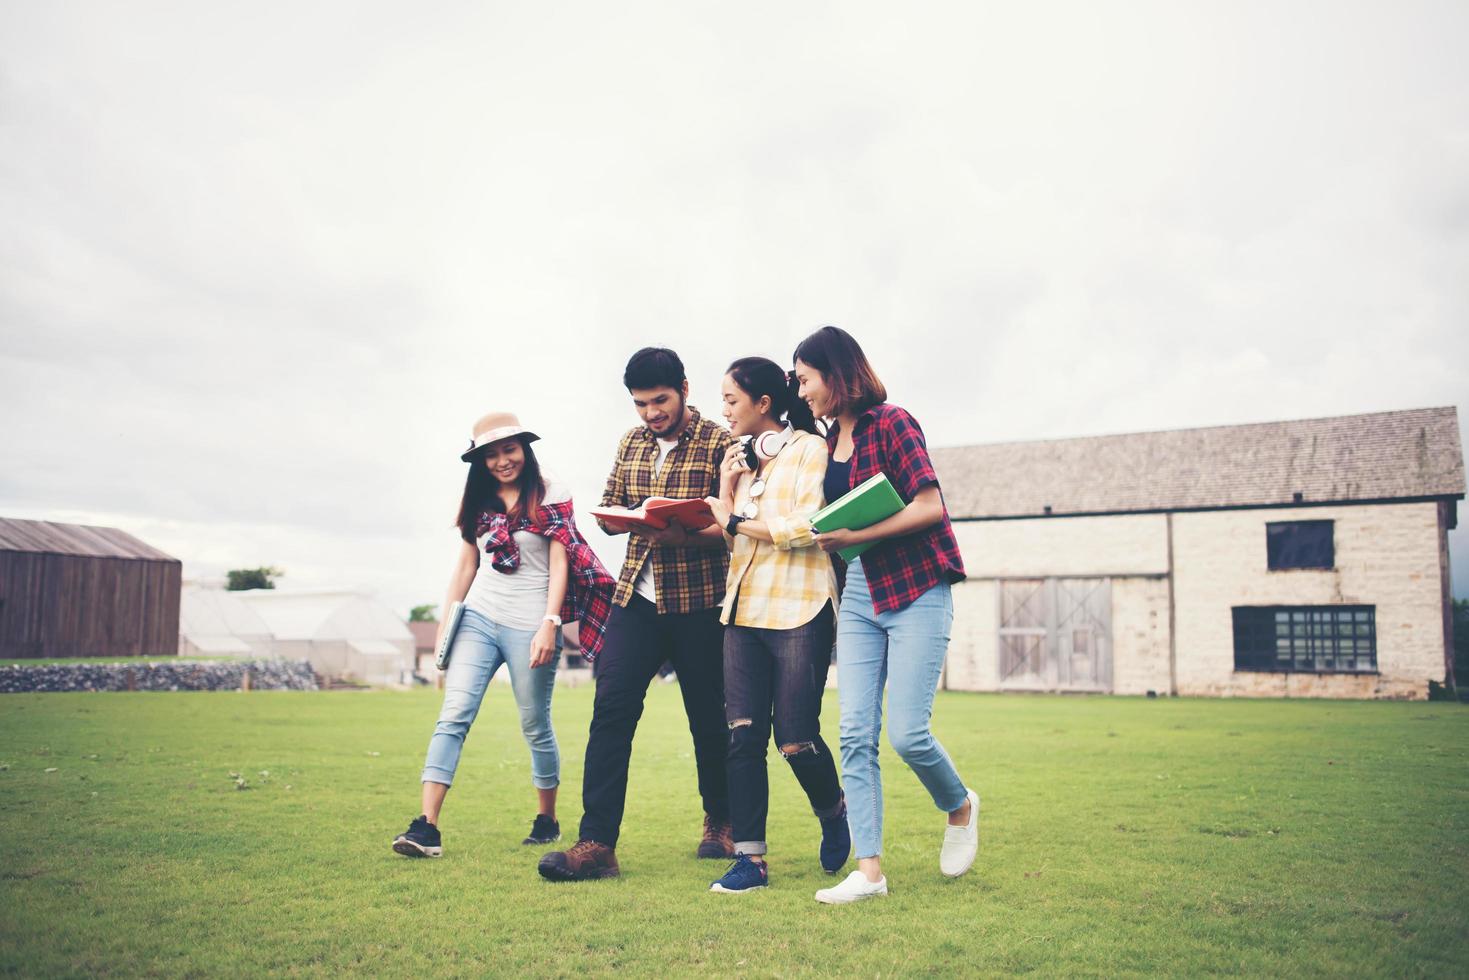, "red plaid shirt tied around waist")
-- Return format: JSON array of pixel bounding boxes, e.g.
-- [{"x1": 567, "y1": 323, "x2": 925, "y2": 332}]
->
[
  {"x1": 478, "y1": 498, "x2": 616, "y2": 660},
  {"x1": 826, "y1": 403, "x2": 966, "y2": 614}
]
